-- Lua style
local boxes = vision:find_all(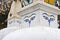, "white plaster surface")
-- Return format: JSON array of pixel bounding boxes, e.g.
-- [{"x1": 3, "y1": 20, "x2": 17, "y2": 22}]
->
[
  {"x1": 2, "y1": 26, "x2": 60, "y2": 40},
  {"x1": 0, "y1": 27, "x2": 21, "y2": 40}
]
